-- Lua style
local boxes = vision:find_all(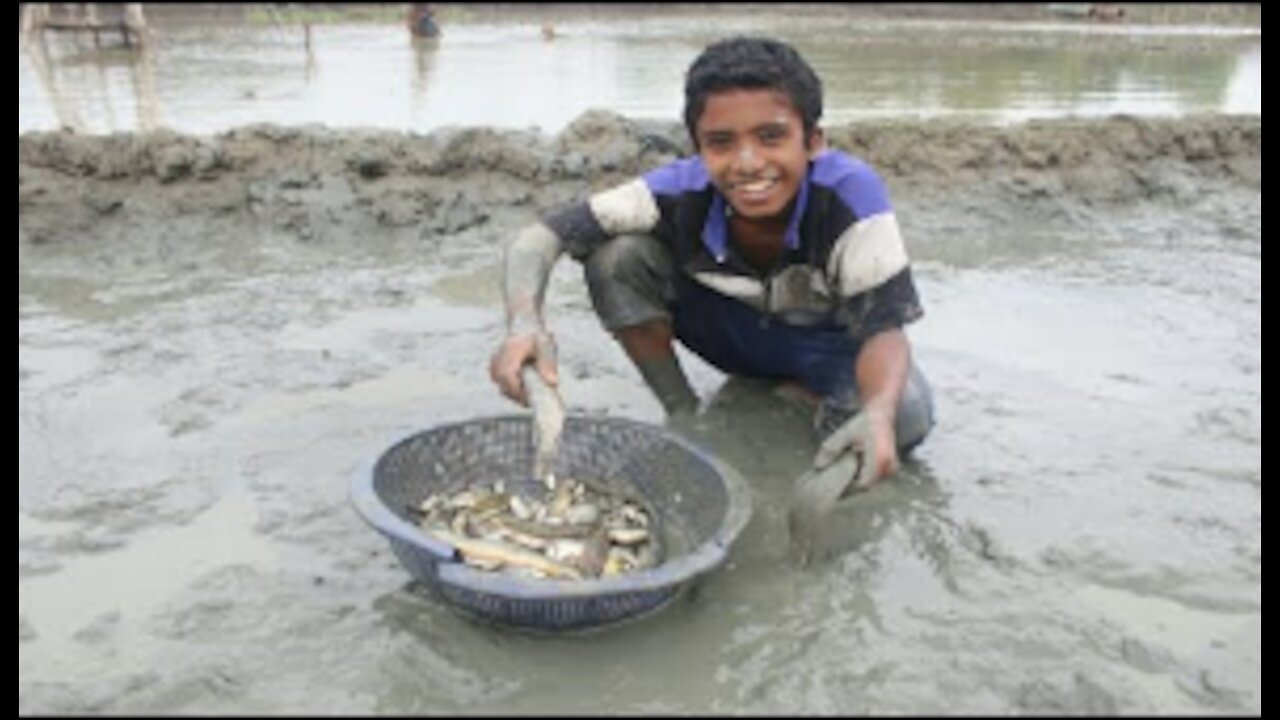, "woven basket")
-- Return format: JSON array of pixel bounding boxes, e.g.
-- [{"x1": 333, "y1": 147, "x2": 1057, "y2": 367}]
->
[{"x1": 351, "y1": 414, "x2": 752, "y2": 632}]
